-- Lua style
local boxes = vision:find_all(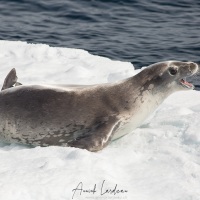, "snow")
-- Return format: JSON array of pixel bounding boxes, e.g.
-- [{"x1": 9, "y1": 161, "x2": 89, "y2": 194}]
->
[{"x1": 0, "y1": 40, "x2": 200, "y2": 200}]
